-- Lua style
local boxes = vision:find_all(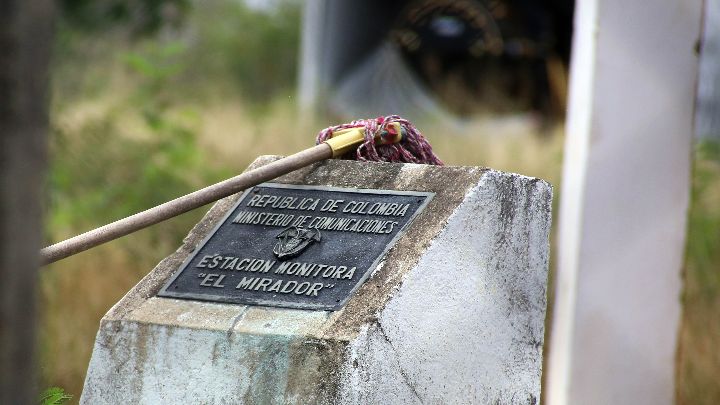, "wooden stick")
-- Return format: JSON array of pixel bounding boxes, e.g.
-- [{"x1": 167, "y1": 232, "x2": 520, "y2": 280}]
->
[{"x1": 41, "y1": 143, "x2": 333, "y2": 265}]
